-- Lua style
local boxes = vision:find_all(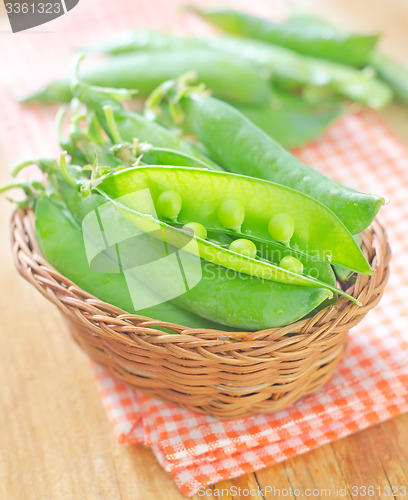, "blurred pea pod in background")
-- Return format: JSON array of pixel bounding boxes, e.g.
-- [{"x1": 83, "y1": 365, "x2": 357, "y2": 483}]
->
[
  {"x1": 23, "y1": 49, "x2": 272, "y2": 107},
  {"x1": 189, "y1": 6, "x2": 379, "y2": 66},
  {"x1": 81, "y1": 29, "x2": 393, "y2": 110},
  {"x1": 279, "y1": 12, "x2": 408, "y2": 105}
]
